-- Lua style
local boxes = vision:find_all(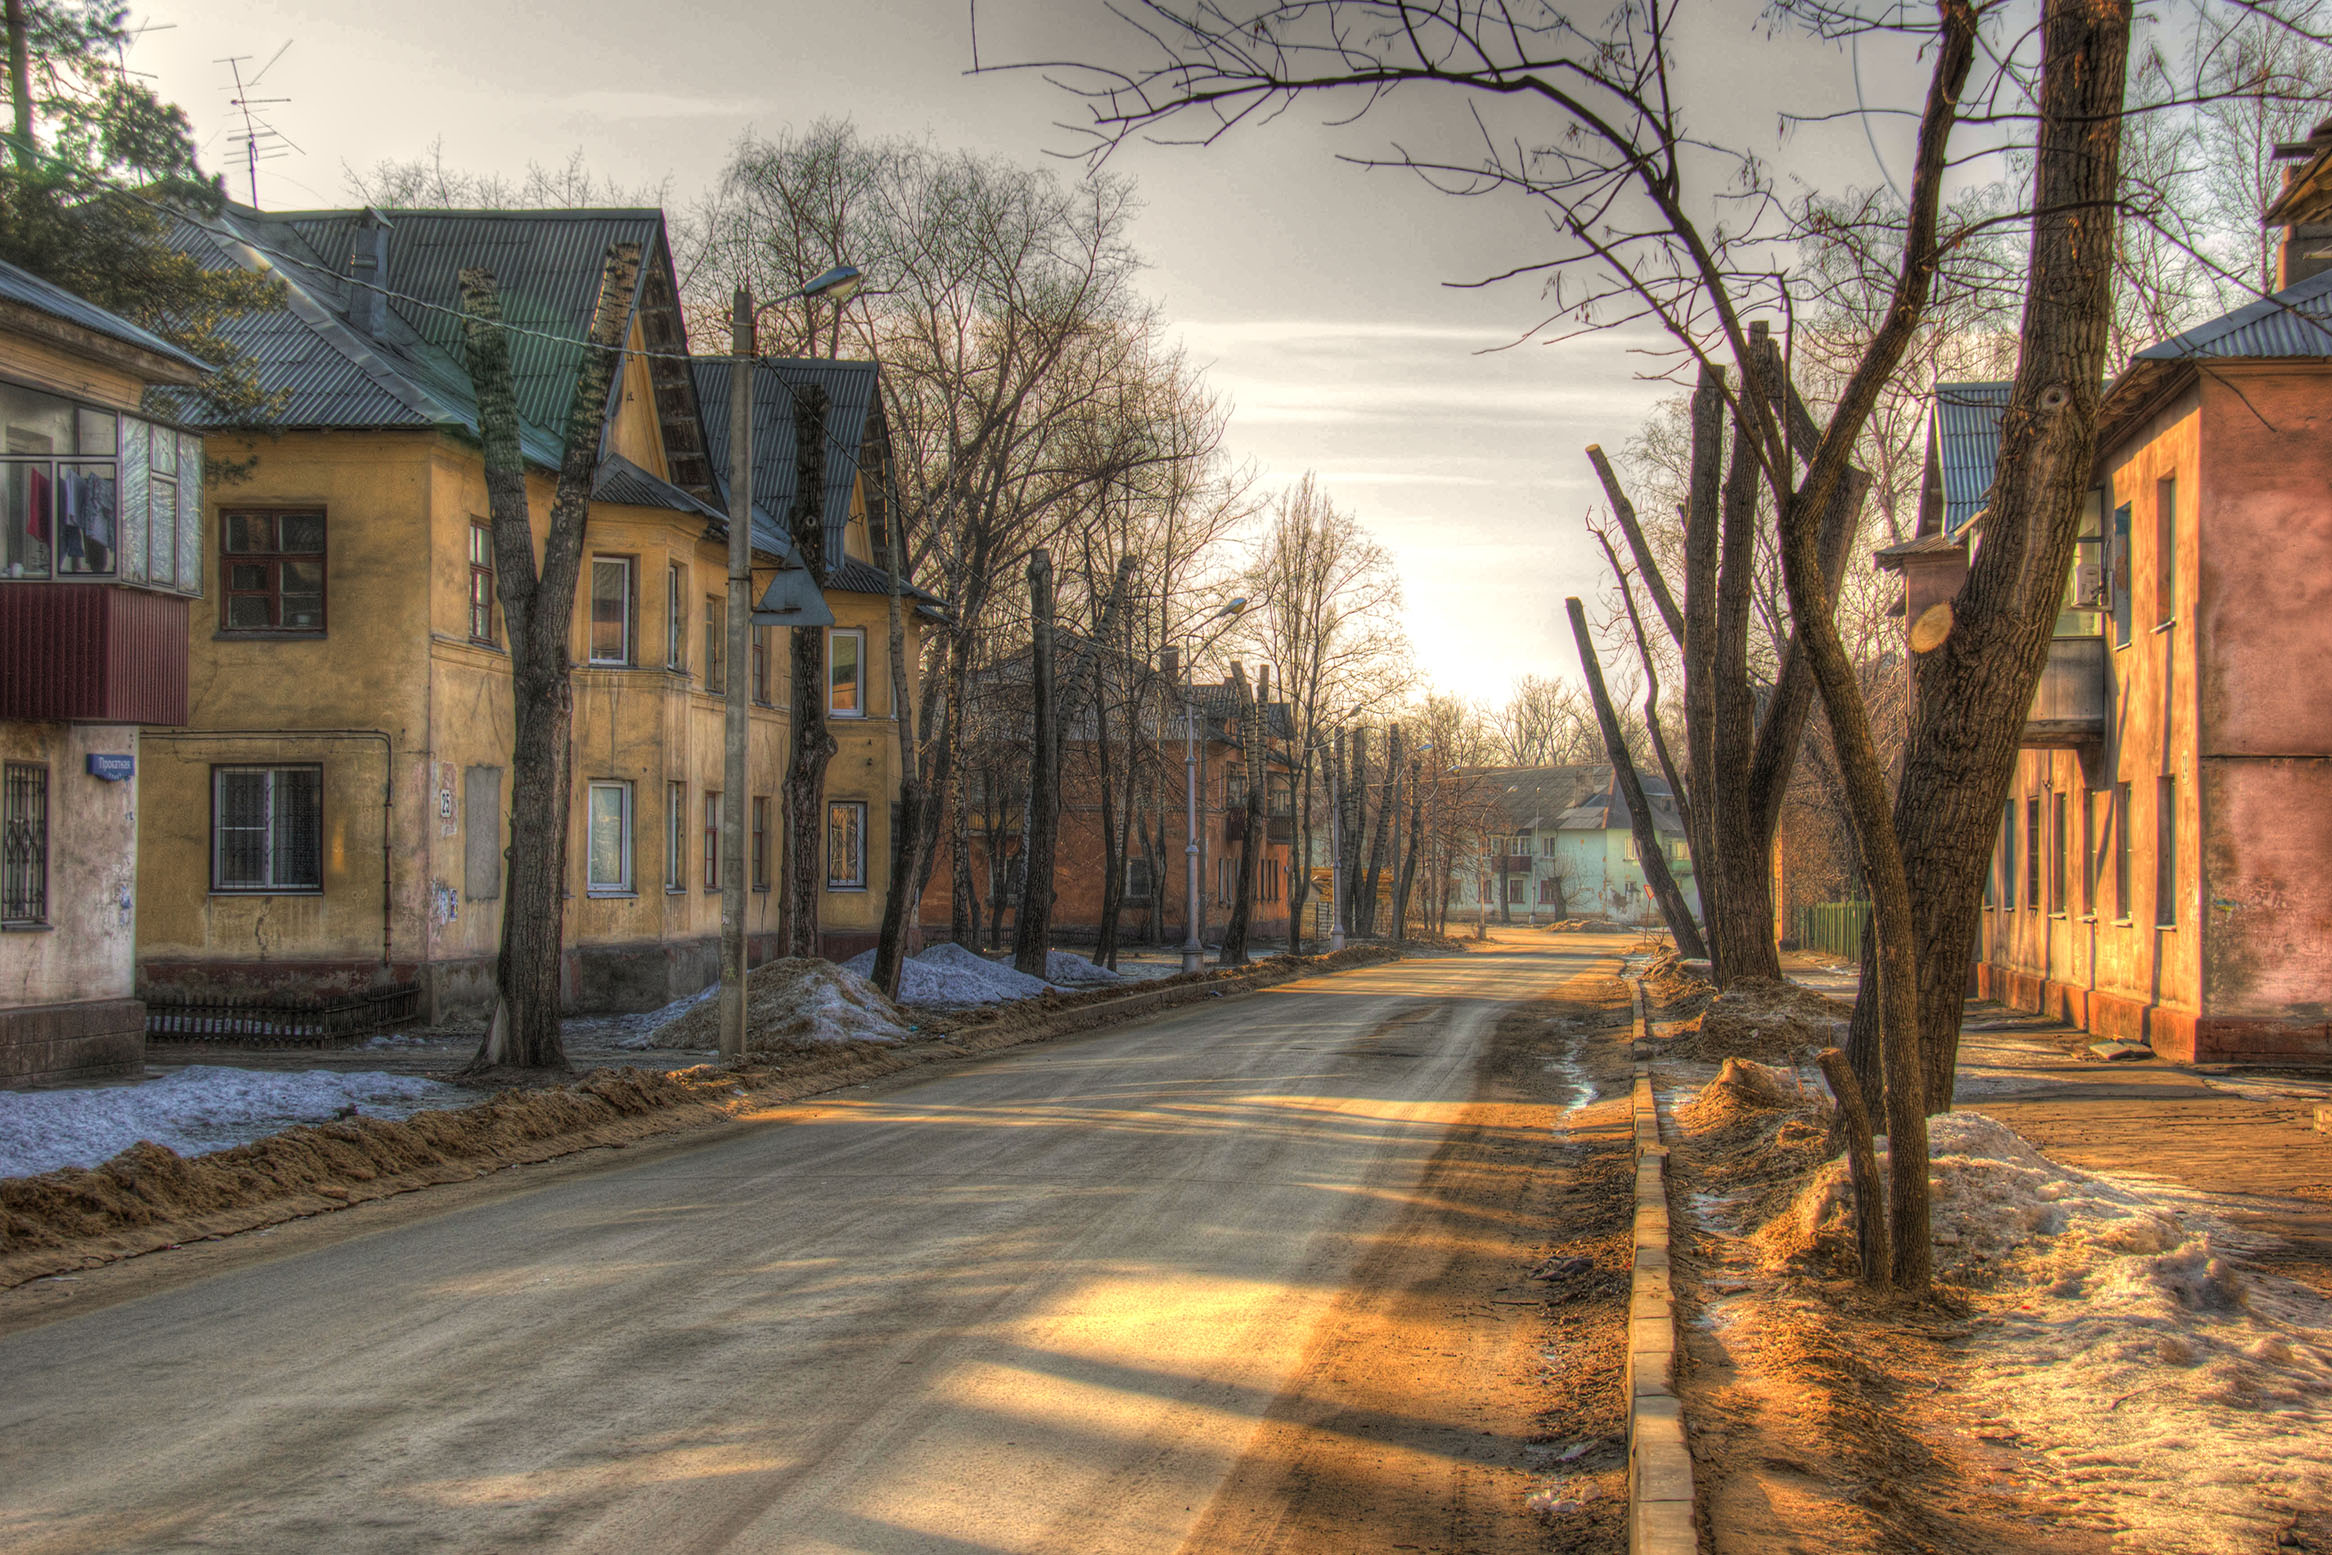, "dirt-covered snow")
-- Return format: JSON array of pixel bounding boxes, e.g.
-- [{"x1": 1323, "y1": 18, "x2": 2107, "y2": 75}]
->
[
  {"x1": 843, "y1": 942, "x2": 1053, "y2": 1007},
  {"x1": 1042, "y1": 950, "x2": 1123, "y2": 987},
  {"x1": 0, "y1": 1067, "x2": 471, "y2": 1179},
  {"x1": 650, "y1": 958, "x2": 908, "y2": 1049},
  {"x1": 1764, "y1": 1109, "x2": 2332, "y2": 1552}
]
